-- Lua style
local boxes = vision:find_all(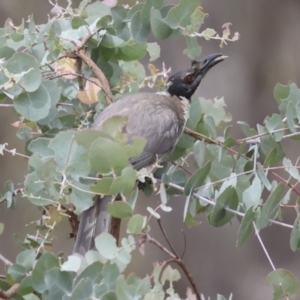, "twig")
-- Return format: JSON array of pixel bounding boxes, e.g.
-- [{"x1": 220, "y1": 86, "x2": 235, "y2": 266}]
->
[
  {"x1": 272, "y1": 171, "x2": 300, "y2": 197},
  {"x1": 0, "y1": 253, "x2": 12, "y2": 266},
  {"x1": 184, "y1": 127, "x2": 250, "y2": 161},
  {"x1": 146, "y1": 234, "x2": 201, "y2": 300},
  {"x1": 237, "y1": 126, "x2": 300, "y2": 144},
  {"x1": 157, "y1": 219, "x2": 179, "y2": 257},
  {"x1": 180, "y1": 229, "x2": 187, "y2": 259},
  {"x1": 167, "y1": 181, "x2": 293, "y2": 229},
  {"x1": 1, "y1": 146, "x2": 30, "y2": 159},
  {"x1": 74, "y1": 49, "x2": 113, "y2": 105},
  {"x1": 0, "y1": 283, "x2": 20, "y2": 299},
  {"x1": 253, "y1": 222, "x2": 276, "y2": 271},
  {"x1": 0, "y1": 104, "x2": 14, "y2": 107}
]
